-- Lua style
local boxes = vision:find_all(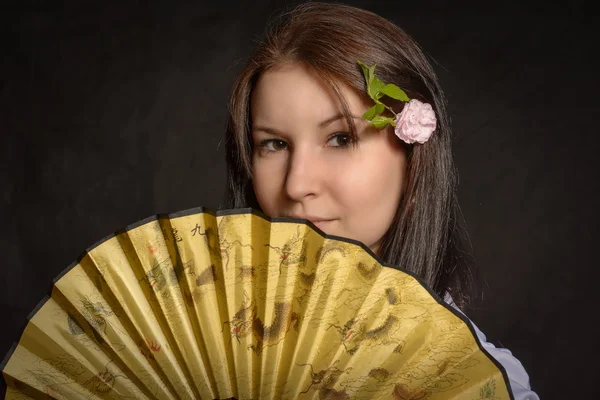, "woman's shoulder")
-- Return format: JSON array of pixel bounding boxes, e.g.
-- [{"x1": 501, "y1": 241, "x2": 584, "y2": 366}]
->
[{"x1": 443, "y1": 293, "x2": 541, "y2": 400}]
